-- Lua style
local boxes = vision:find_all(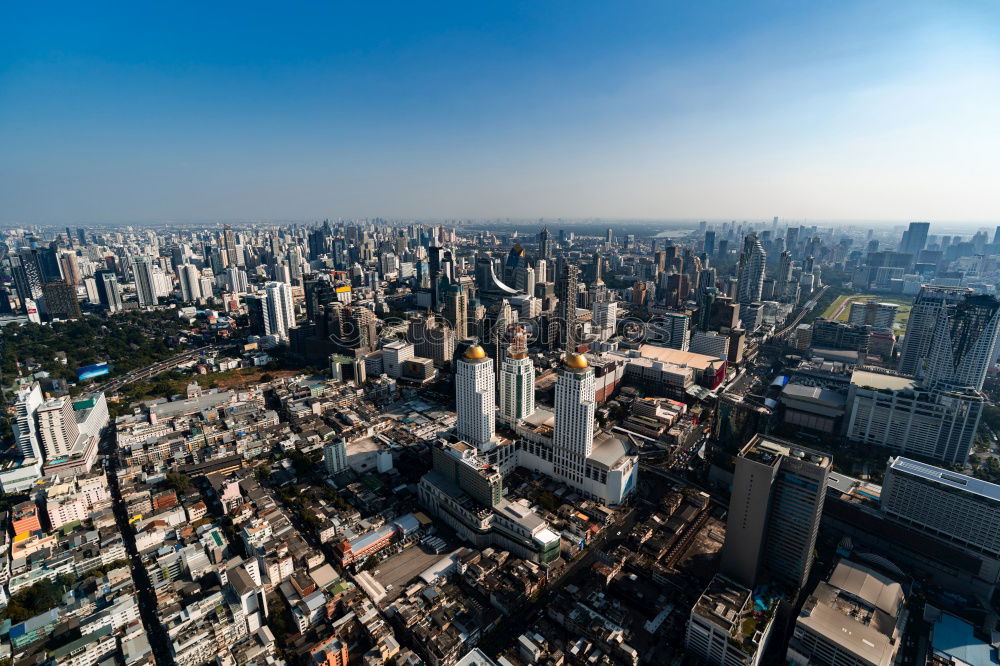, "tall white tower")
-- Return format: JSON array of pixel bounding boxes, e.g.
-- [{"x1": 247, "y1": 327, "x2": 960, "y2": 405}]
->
[
  {"x1": 592, "y1": 300, "x2": 617, "y2": 341},
  {"x1": 456, "y1": 344, "x2": 496, "y2": 449},
  {"x1": 499, "y1": 328, "x2": 535, "y2": 423},
  {"x1": 553, "y1": 353, "x2": 595, "y2": 485},
  {"x1": 262, "y1": 281, "x2": 295, "y2": 341},
  {"x1": 176, "y1": 264, "x2": 203, "y2": 303},
  {"x1": 132, "y1": 255, "x2": 157, "y2": 307},
  {"x1": 37, "y1": 396, "x2": 80, "y2": 459}
]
